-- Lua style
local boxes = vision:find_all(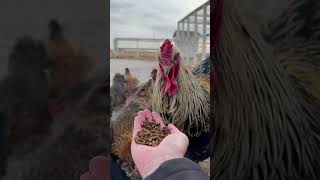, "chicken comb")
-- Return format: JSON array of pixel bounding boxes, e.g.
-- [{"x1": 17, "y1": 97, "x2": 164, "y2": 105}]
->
[{"x1": 160, "y1": 39, "x2": 173, "y2": 65}]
